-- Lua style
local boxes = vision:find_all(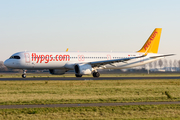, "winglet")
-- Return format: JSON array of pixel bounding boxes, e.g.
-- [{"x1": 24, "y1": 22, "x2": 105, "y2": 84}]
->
[
  {"x1": 138, "y1": 28, "x2": 162, "y2": 54},
  {"x1": 66, "y1": 48, "x2": 69, "y2": 52}
]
